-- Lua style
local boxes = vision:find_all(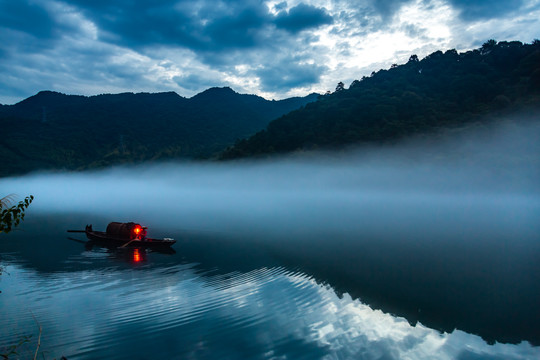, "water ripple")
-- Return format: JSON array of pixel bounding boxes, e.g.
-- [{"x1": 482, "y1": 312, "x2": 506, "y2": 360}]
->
[{"x1": 1, "y1": 263, "x2": 538, "y2": 360}]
